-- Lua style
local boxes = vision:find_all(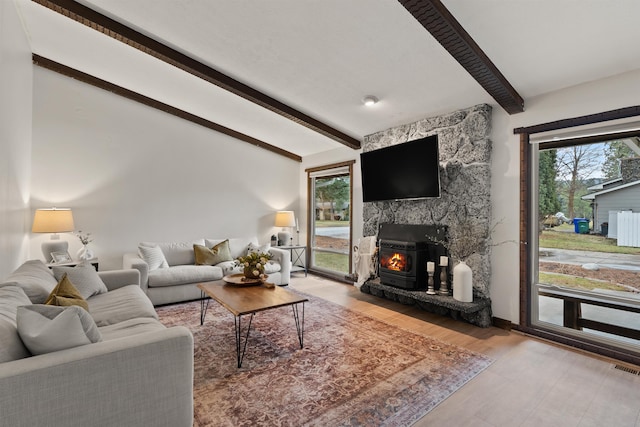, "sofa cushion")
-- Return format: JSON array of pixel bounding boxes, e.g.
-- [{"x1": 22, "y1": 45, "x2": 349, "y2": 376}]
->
[
  {"x1": 194, "y1": 240, "x2": 232, "y2": 265},
  {"x1": 87, "y1": 285, "x2": 158, "y2": 327},
  {"x1": 0, "y1": 260, "x2": 58, "y2": 304},
  {"x1": 44, "y1": 274, "x2": 89, "y2": 311},
  {"x1": 264, "y1": 261, "x2": 282, "y2": 274},
  {"x1": 141, "y1": 240, "x2": 205, "y2": 266},
  {"x1": 17, "y1": 304, "x2": 102, "y2": 355},
  {"x1": 52, "y1": 263, "x2": 108, "y2": 299},
  {"x1": 138, "y1": 244, "x2": 169, "y2": 270},
  {"x1": 98, "y1": 317, "x2": 166, "y2": 341},
  {"x1": 0, "y1": 285, "x2": 32, "y2": 362},
  {"x1": 148, "y1": 265, "x2": 223, "y2": 288}
]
